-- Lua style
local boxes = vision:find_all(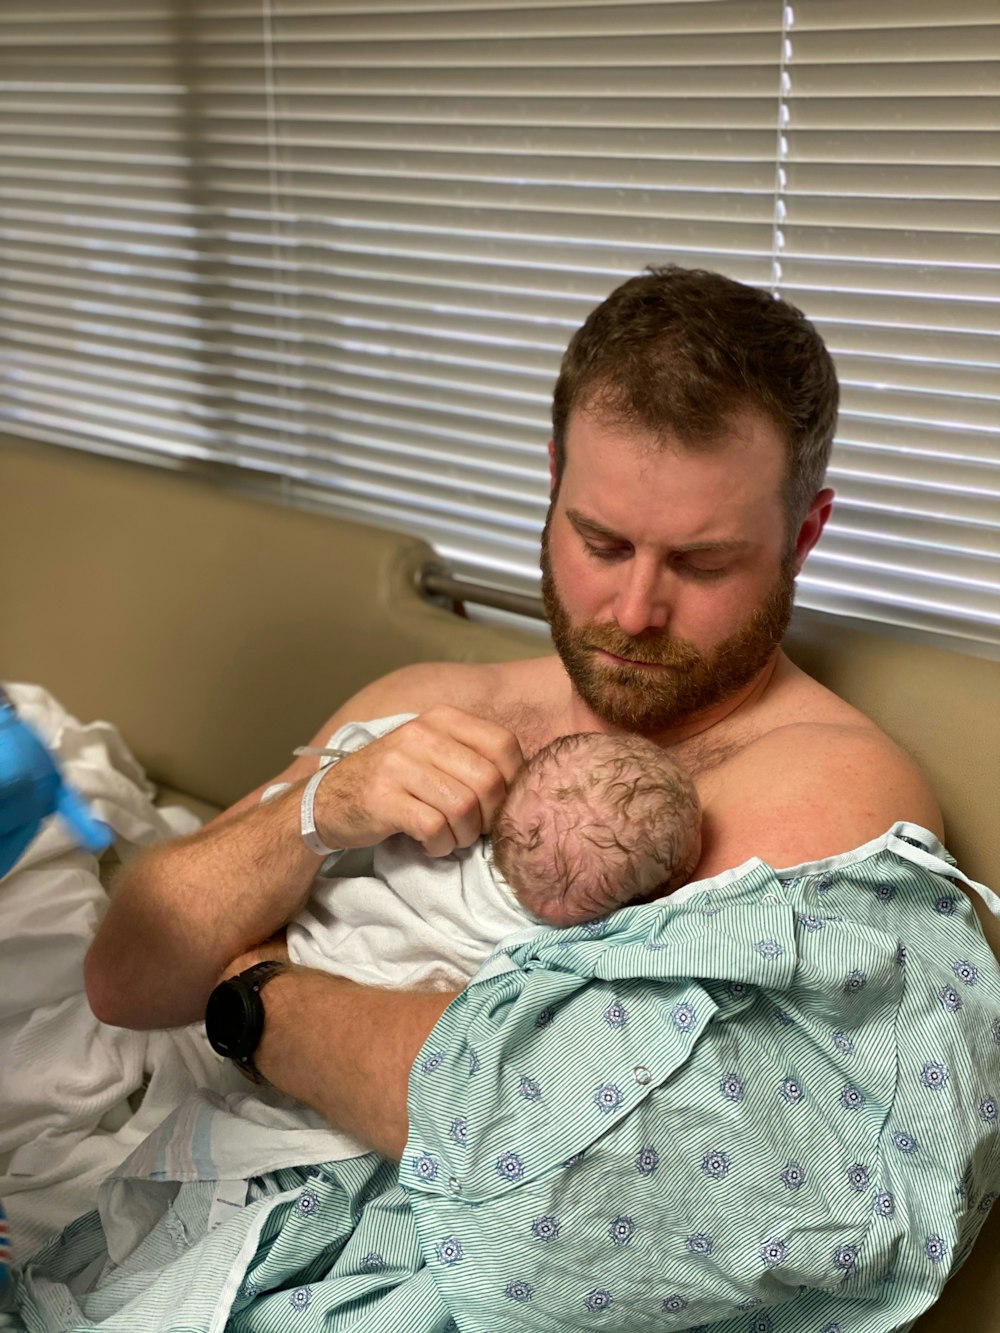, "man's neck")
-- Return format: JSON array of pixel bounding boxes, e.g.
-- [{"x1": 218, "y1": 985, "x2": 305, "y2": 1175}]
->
[{"x1": 561, "y1": 650, "x2": 784, "y2": 750}]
